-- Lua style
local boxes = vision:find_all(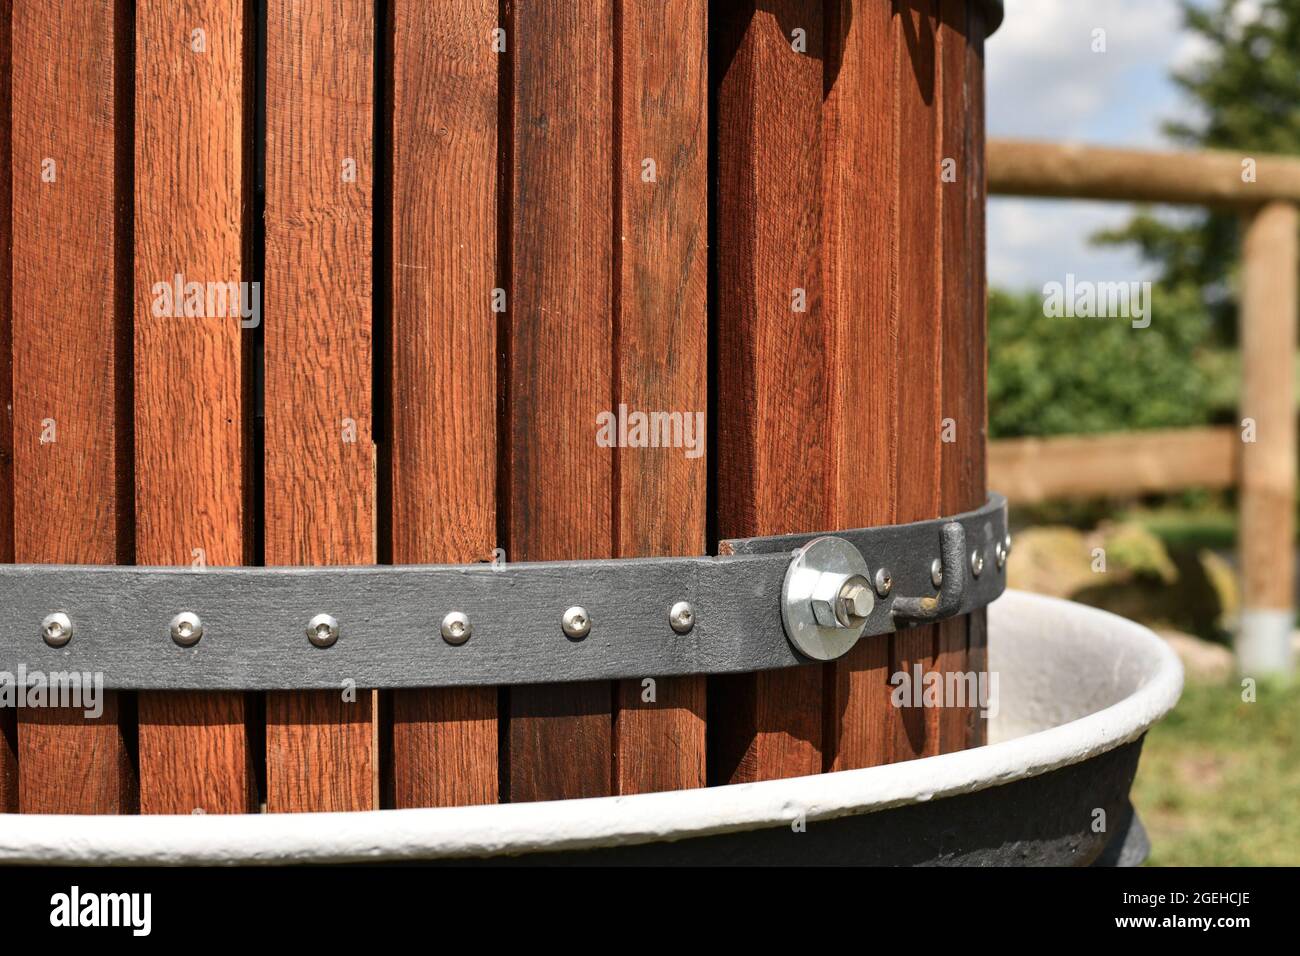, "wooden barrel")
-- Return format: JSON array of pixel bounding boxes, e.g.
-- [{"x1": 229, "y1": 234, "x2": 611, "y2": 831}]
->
[{"x1": 0, "y1": 0, "x2": 999, "y2": 814}]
